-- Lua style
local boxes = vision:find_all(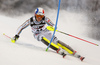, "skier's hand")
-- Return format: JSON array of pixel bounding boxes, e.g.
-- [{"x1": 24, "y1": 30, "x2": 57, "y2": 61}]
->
[
  {"x1": 11, "y1": 35, "x2": 19, "y2": 43},
  {"x1": 46, "y1": 26, "x2": 57, "y2": 31}
]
